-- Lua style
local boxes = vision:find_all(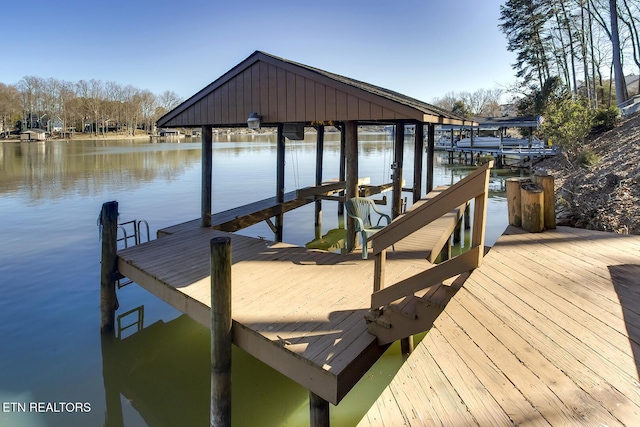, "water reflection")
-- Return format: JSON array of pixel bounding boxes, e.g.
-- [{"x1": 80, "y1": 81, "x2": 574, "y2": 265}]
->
[
  {"x1": 100, "y1": 310, "x2": 411, "y2": 427},
  {"x1": 0, "y1": 140, "x2": 202, "y2": 200},
  {"x1": 101, "y1": 314, "x2": 312, "y2": 427}
]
